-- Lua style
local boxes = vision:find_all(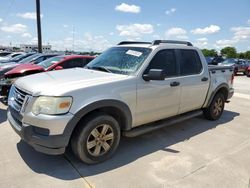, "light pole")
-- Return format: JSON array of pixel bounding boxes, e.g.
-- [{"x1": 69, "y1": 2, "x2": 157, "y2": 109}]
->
[{"x1": 36, "y1": 0, "x2": 42, "y2": 53}]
